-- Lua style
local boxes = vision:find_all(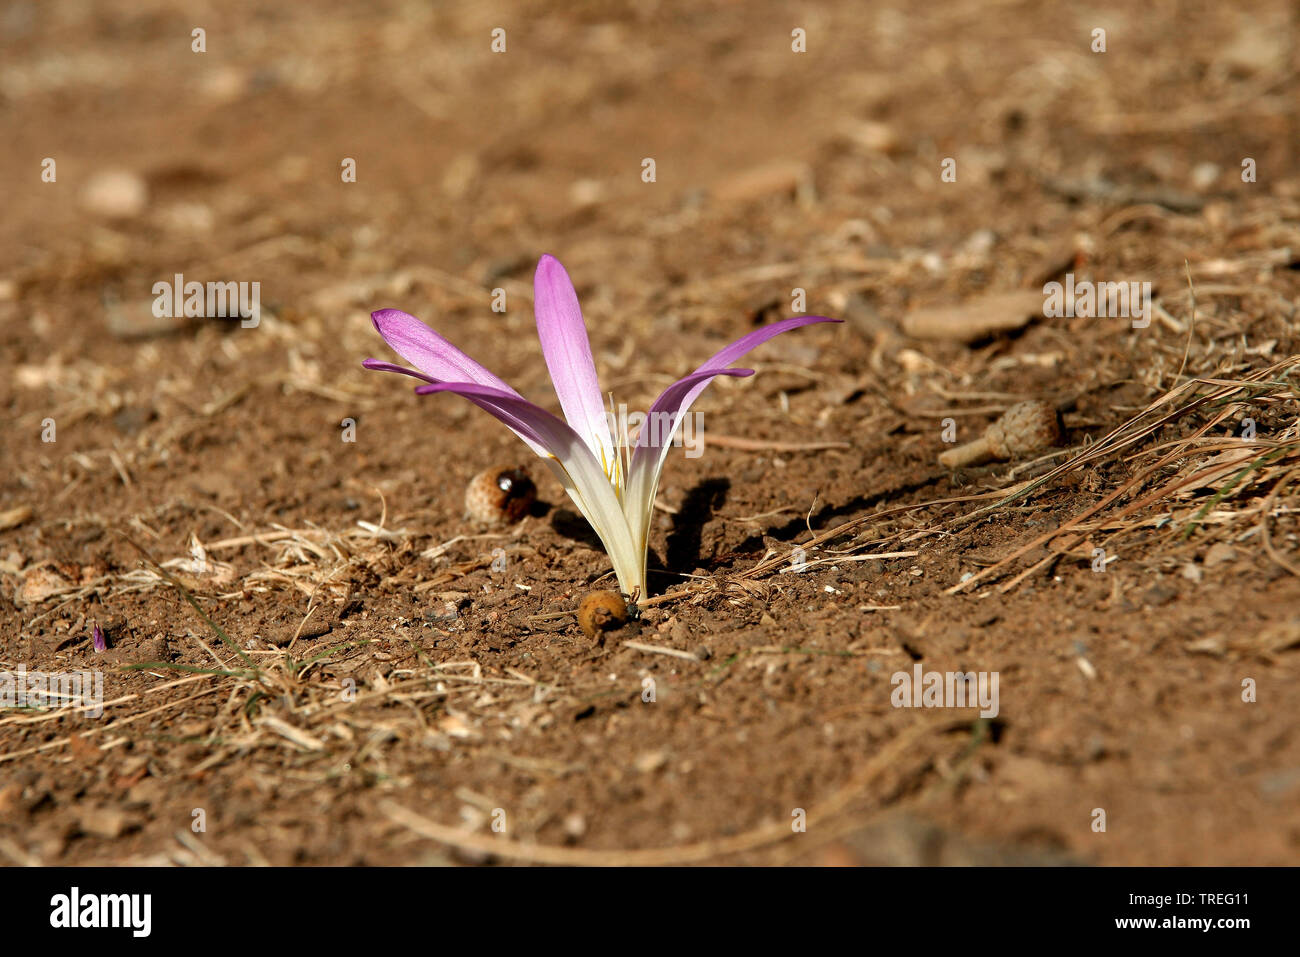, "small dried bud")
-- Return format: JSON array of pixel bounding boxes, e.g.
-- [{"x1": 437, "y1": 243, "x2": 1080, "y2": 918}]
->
[
  {"x1": 577, "y1": 590, "x2": 628, "y2": 643},
  {"x1": 939, "y1": 400, "x2": 1061, "y2": 468},
  {"x1": 985, "y1": 400, "x2": 1062, "y2": 458},
  {"x1": 465, "y1": 466, "x2": 536, "y2": 526}
]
